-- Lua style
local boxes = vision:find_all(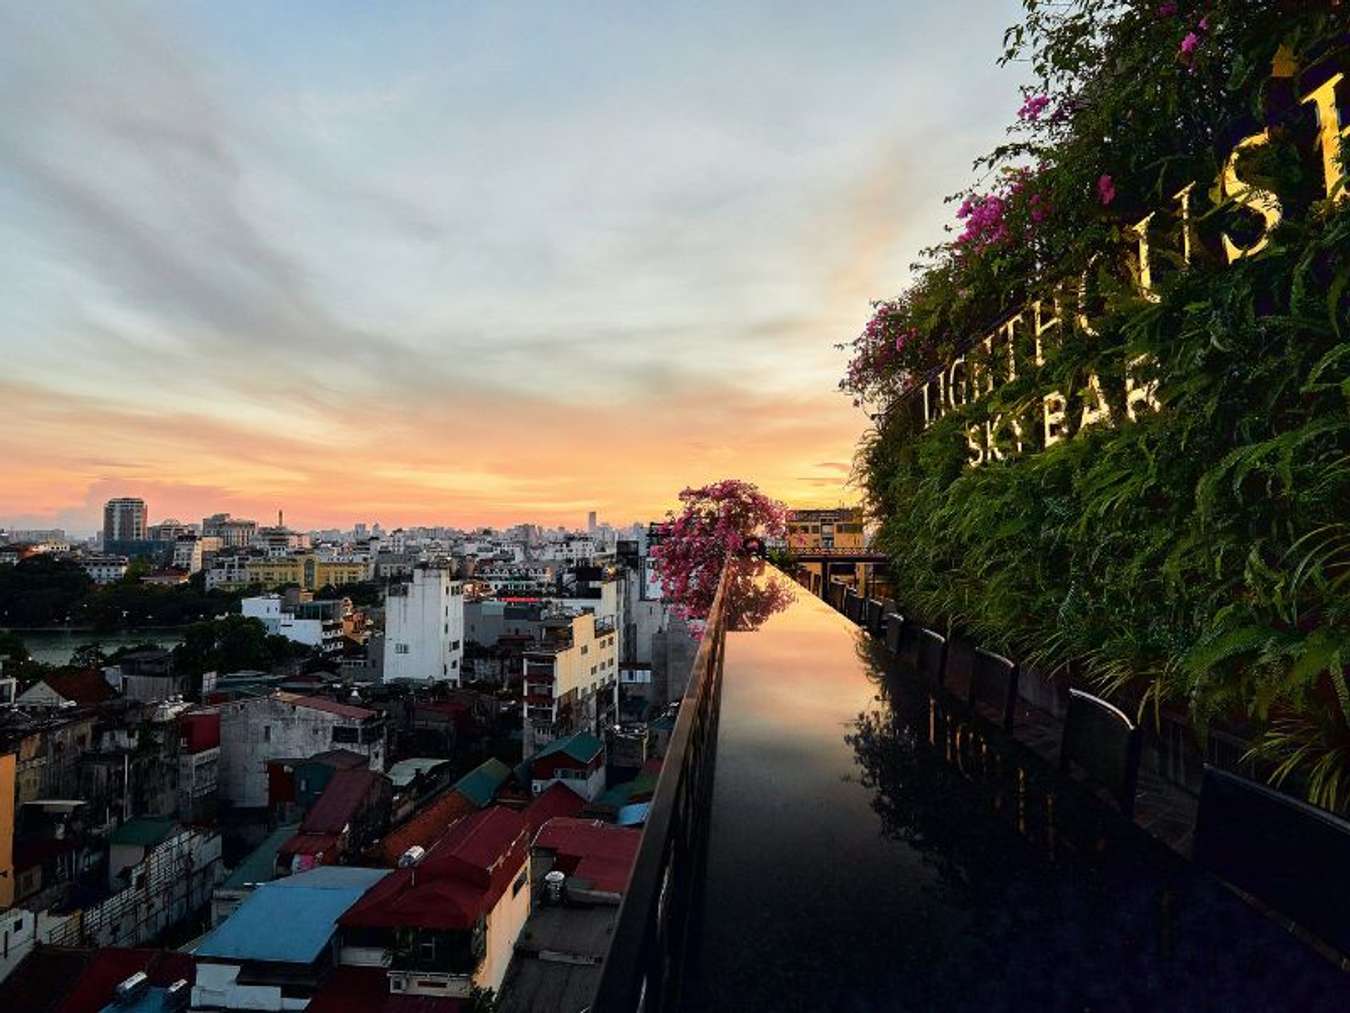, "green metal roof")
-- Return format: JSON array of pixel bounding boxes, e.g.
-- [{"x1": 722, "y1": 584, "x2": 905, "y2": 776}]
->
[
  {"x1": 452, "y1": 757, "x2": 512, "y2": 808},
  {"x1": 534, "y1": 731, "x2": 604, "y2": 766},
  {"x1": 596, "y1": 769, "x2": 659, "y2": 809},
  {"x1": 221, "y1": 823, "x2": 300, "y2": 890},
  {"x1": 109, "y1": 817, "x2": 177, "y2": 848}
]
